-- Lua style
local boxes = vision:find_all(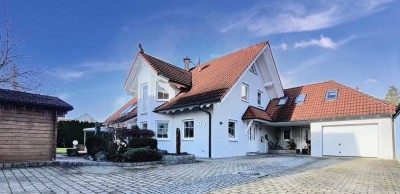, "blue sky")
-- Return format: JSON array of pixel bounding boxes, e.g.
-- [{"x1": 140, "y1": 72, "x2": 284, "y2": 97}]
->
[{"x1": 1, "y1": 0, "x2": 399, "y2": 121}]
